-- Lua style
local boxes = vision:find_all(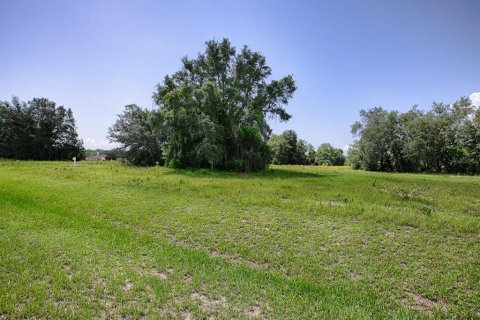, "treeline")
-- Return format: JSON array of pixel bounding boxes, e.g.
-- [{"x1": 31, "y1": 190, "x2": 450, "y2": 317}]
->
[
  {"x1": 109, "y1": 39, "x2": 296, "y2": 172},
  {"x1": 85, "y1": 149, "x2": 109, "y2": 157},
  {"x1": 268, "y1": 130, "x2": 345, "y2": 165},
  {"x1": 0, "y1": 97, "x2": 85, "y2": 160},
  {"x1": 85, "y1": 148, "x2": 126, "y2": 160},
  {"x1": 349, "y1": 97, "x2": 480, "y2": 173}
]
